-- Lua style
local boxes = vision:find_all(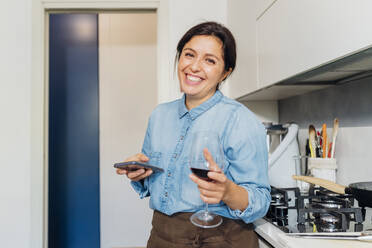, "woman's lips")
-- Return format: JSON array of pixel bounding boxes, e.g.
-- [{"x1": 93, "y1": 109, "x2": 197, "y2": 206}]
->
[{"x1": 185, "y1": 74, "x2": 203, "y2": 85}]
